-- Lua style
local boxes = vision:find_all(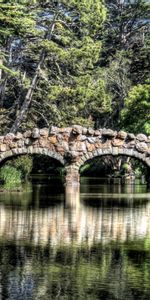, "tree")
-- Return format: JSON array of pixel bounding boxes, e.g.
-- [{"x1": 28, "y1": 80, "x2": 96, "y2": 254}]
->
[
  {"x1": 0, "y1": 0, "x2": 38, "y2": 105},
  {"x1": 102, "y1": 51, "x2": 131, "y2": 128},
  {"x1": 98, "y1": 0, "x2": 150, "y2": 129},
  {"x1": 0, "y1": 0, "x2": 107, "y2": 133},
  {"x1": 103, "y1": 0, "x2": 150, "y2": 54},
  {"x1": 121, "y1": 80, "x2": 150, "y2": 134}
]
